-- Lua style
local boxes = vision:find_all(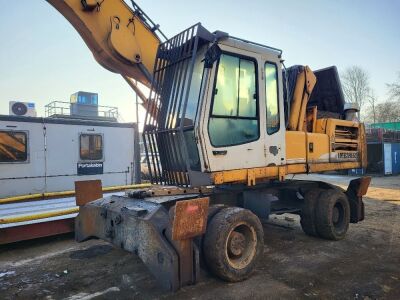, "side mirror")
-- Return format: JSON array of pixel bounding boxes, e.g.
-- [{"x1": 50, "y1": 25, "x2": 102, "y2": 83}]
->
[{"x1": 204, "y1": 43, "x2": 222, "y2": 68}]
